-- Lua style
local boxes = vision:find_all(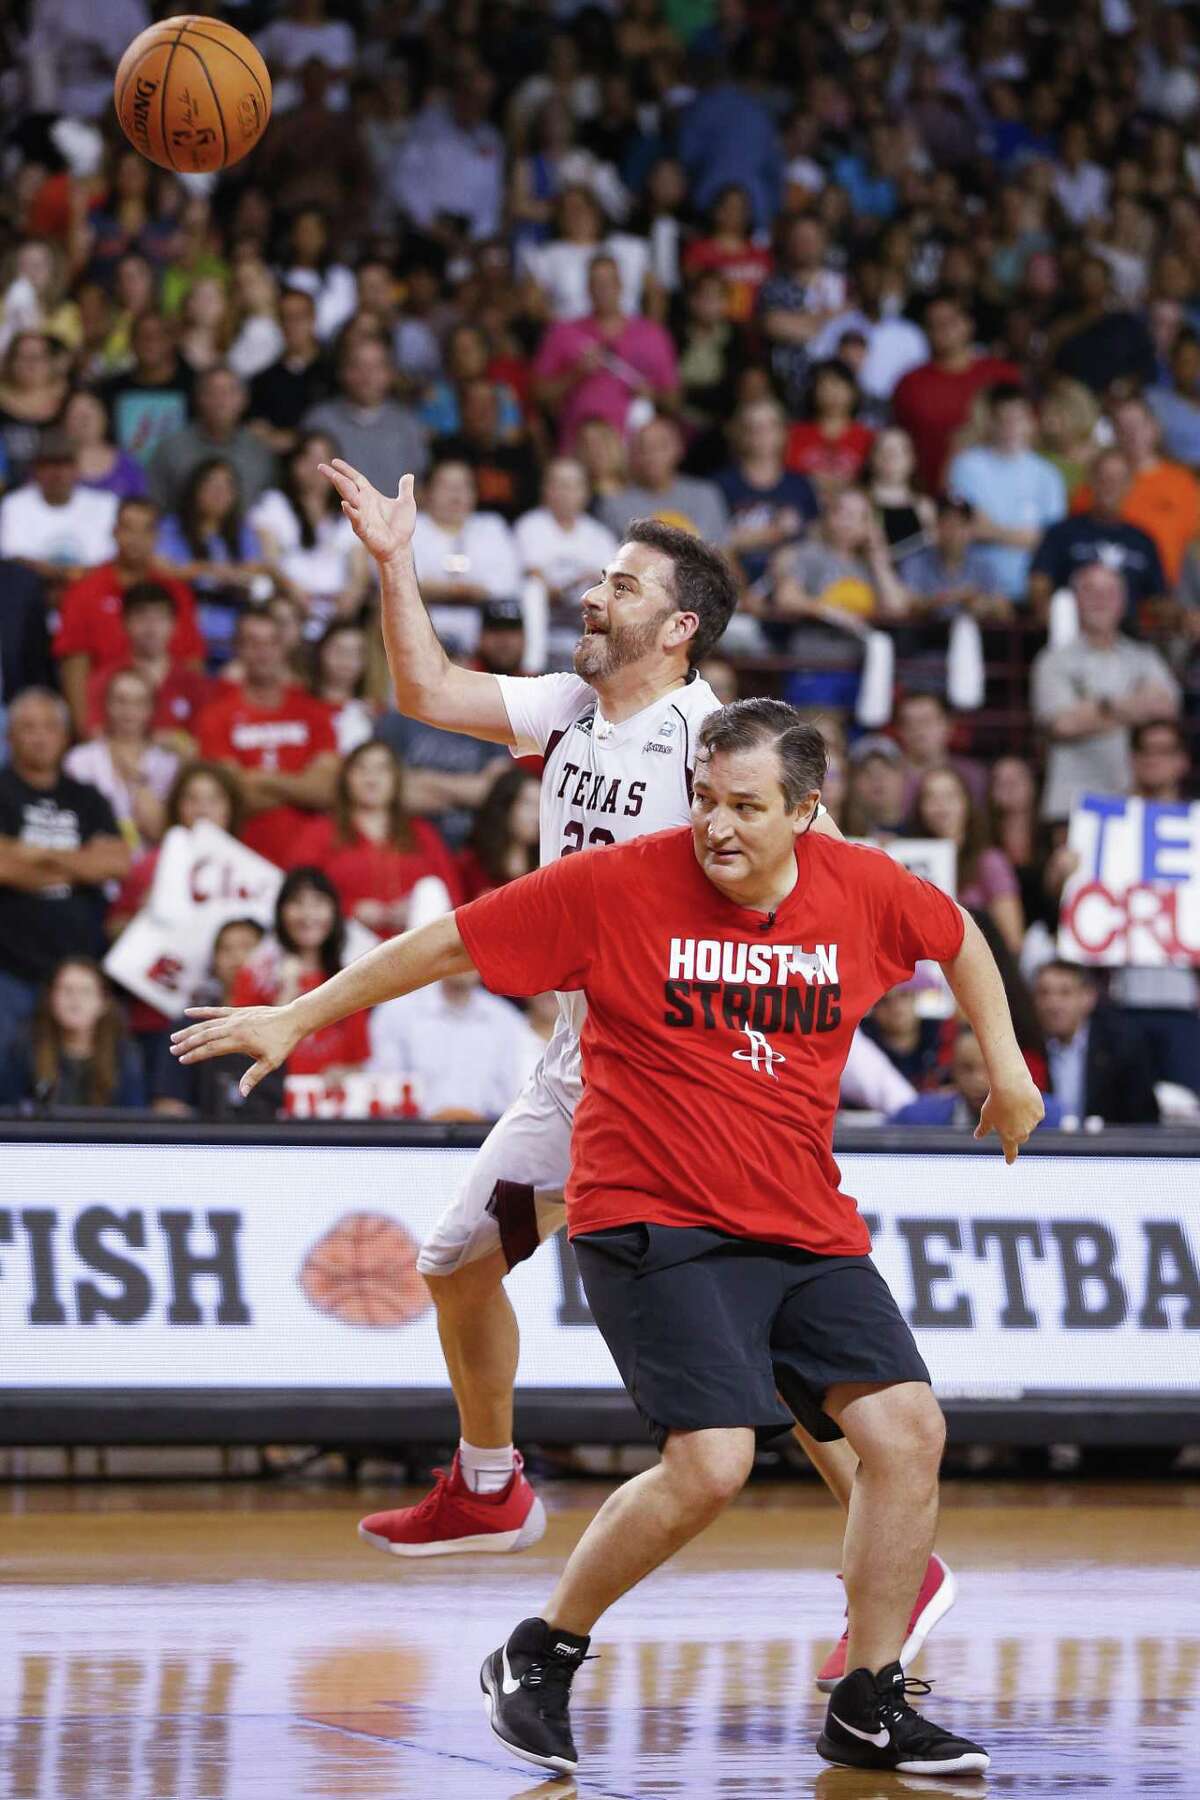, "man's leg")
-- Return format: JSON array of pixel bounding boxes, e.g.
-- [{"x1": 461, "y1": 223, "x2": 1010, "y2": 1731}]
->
[
  {"x1": 823, "y1": 1380, "x2": 946, "y2": 1675},
  {"x1": 545, "y1": 1427, "x2": 757, "y2": 1634},
  {"x1": 424, "y1": 1248, "x2": 516, "y2": 1449},
  {"x1": 793, "y1": 1423, "x2": 857, "y2": 1509}
]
